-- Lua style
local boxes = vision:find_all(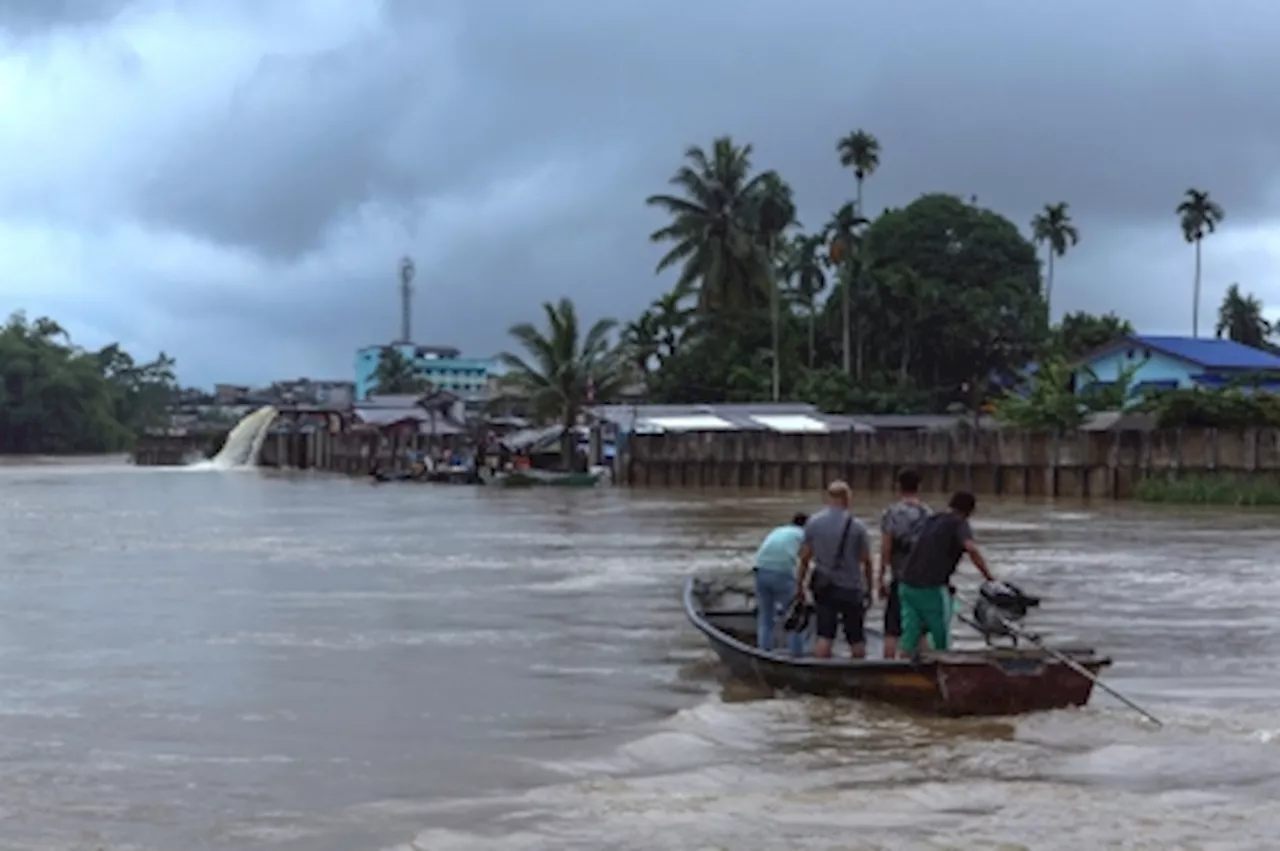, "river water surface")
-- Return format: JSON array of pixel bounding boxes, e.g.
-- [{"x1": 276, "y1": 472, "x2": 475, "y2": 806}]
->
[{"x1": 0, "y1": 460, "x2": 1276, "y2": 850}]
